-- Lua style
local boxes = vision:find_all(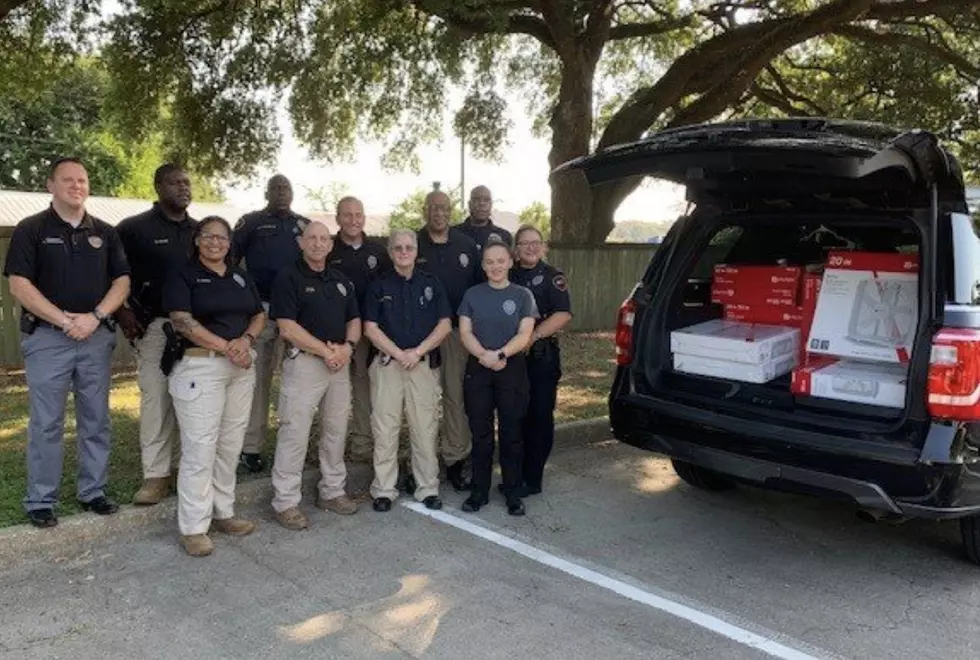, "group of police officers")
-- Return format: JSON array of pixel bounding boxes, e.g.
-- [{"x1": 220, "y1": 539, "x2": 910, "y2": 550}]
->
[{"x1": 2, "y1": 157, "x2": 572, "y2": 557}]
